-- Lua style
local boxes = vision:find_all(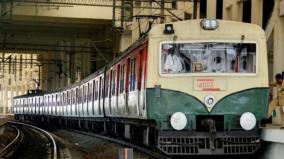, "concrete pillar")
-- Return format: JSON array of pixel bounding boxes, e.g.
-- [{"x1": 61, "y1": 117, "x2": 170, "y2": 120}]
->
[
  {"x1": 273, "y1": 0, "x2": 284, "y2": 75},
  {"x1": 223, "y1": 1, "x2": 233, "y2": 20},
  {"x1": 207, "y1": 0, "x2": 216, "y2": 18},
  {"x1": 251, "y1": 0, "x2": 263, "y2": 26}
]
